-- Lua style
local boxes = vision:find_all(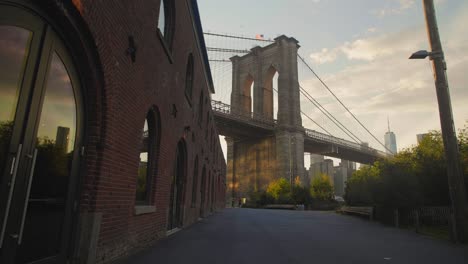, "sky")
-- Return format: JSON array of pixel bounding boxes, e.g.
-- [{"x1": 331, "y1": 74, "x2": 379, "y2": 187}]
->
[{"x1": 198, "y1": 0, "x2": 468, "y2": 167}]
